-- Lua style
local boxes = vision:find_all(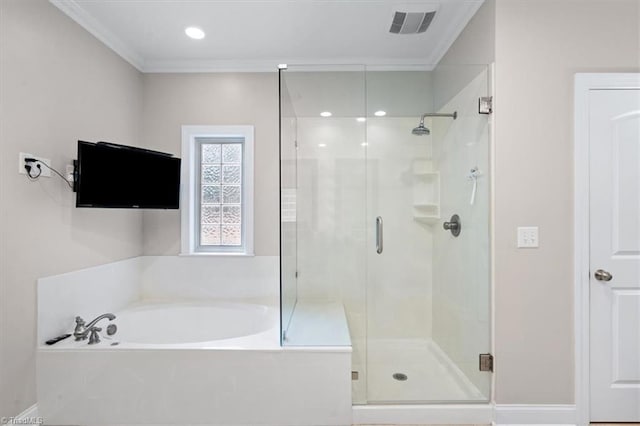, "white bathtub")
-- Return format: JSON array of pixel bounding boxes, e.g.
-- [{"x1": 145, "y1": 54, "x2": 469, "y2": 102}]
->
[
  {"x1": 116, "y1": 301, "x2": 274, "y2": 343},
  {"x1": 45, "y1": 300, "x2": 280, "y2": 349},
  {"x1": 37, "y1": 300, "x2": 351, "y2": 426},
  {"x1": 112, "y1": 300, "x2": 278, "y2": 348}
]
